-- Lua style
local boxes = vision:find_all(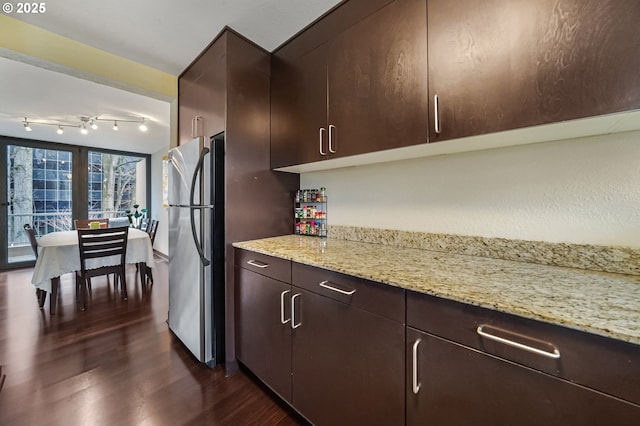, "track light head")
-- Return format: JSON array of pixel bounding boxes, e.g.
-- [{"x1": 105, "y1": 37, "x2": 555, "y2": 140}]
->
[
  {"x1": 90, "y1": 119, "x2": 98, "y2": 130},
  {"x1": 23, "y1": 118, "x2": 32, "y2": 132},
  {"x1": 139, "y1": 118, "x2": 148, "y2": 132},
  {"x1": 113, "y1": 121, "x2": 119, "y2": 131},
  {"x1": 57, "y1": 126, "x2": 64, "y2": 135},
  {"x1": 80, "y1": 124, "x2": 88, "y2": 135}
]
